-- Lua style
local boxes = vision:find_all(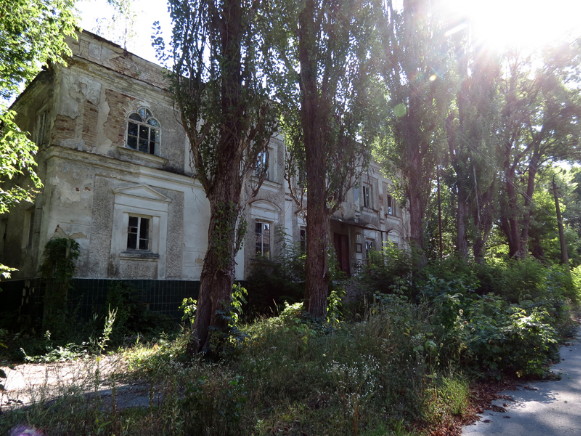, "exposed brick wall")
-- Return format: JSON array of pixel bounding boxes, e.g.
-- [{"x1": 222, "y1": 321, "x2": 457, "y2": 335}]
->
[
  {"x1": 53, "y1": 115, "x2": 76, "y2": 144},
  {"x1": 104, "y1": 89, "x2": 135, "y2": 147},
  {"x1": 82, "y1": 101, "x2": 99, "y2": 149}
]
